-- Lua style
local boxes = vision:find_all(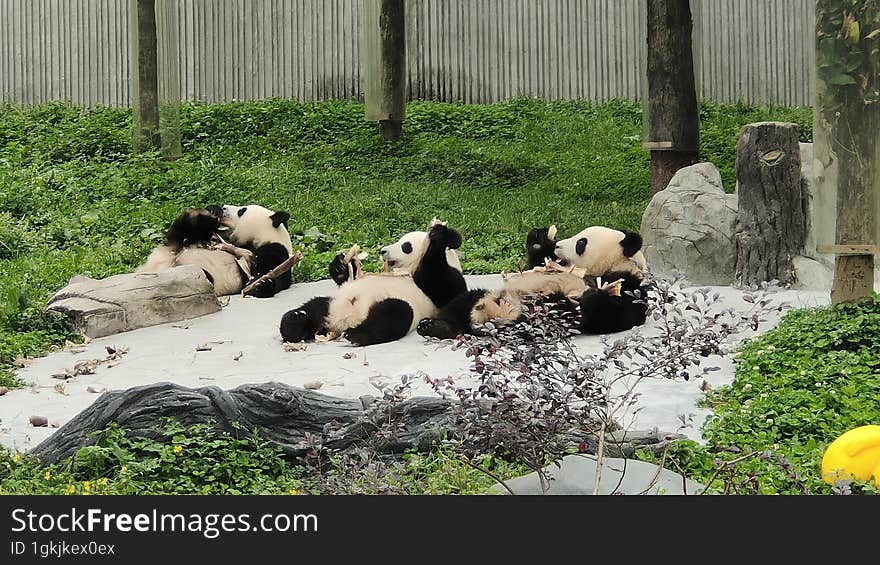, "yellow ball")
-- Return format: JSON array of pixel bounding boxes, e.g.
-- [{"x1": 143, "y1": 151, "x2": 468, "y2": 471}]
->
[{"x1": 821, "y1": 425, "x2": 880, "y2": 488}]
